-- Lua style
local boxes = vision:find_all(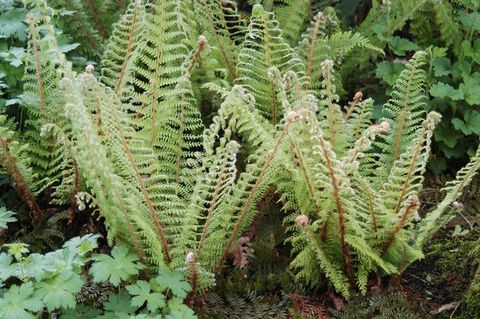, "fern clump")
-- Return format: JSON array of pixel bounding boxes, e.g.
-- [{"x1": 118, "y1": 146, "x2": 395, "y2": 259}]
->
[
  {"x1": 2, "y1": 0, "x2": 480, "y2": 310},
  {"x1": 279, "y1": 52, "x2": 480, "y2": 298}
]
